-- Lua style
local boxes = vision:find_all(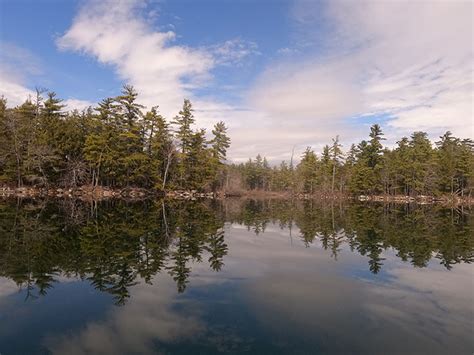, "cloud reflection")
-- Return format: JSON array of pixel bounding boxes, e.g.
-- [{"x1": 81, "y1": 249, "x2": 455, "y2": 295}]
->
[{"x1": 12, "y1": 221, "x2": 473, "y2": 354}]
